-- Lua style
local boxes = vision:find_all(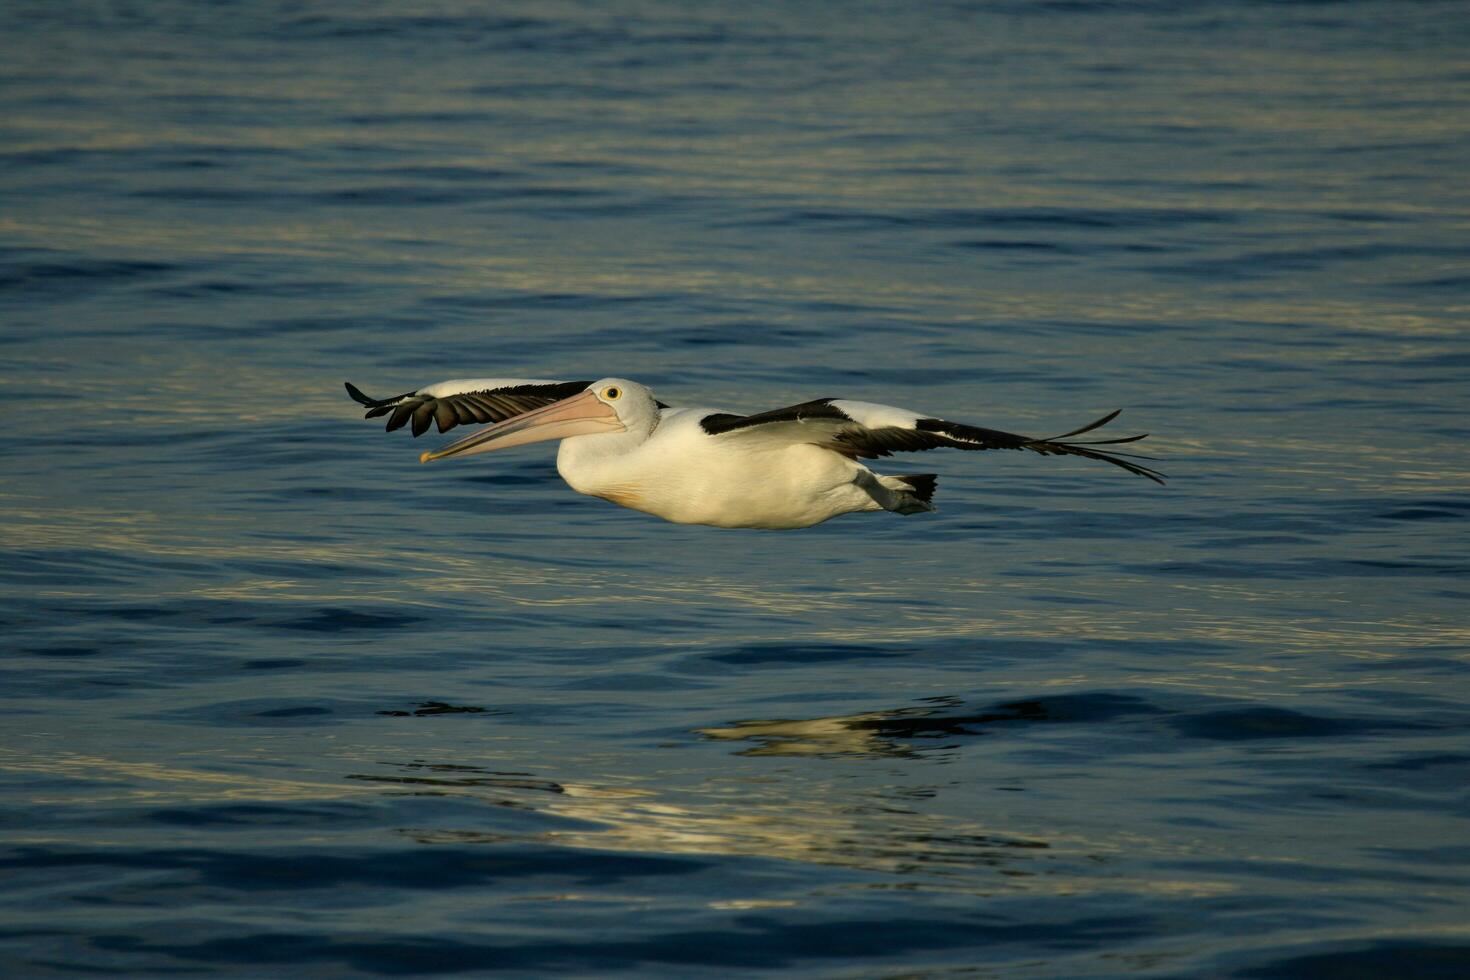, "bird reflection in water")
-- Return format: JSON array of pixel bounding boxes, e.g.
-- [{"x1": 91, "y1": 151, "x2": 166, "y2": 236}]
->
[
  {"x1": 697, "y1": 695, "x2": 1049, "y2": 757},
  {"x1": 352, "y1": 759, "x2": 1060, "y2": 881},
  {"x1": 342, "y1": 697, "x2": 1110, "y2": 883}
]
